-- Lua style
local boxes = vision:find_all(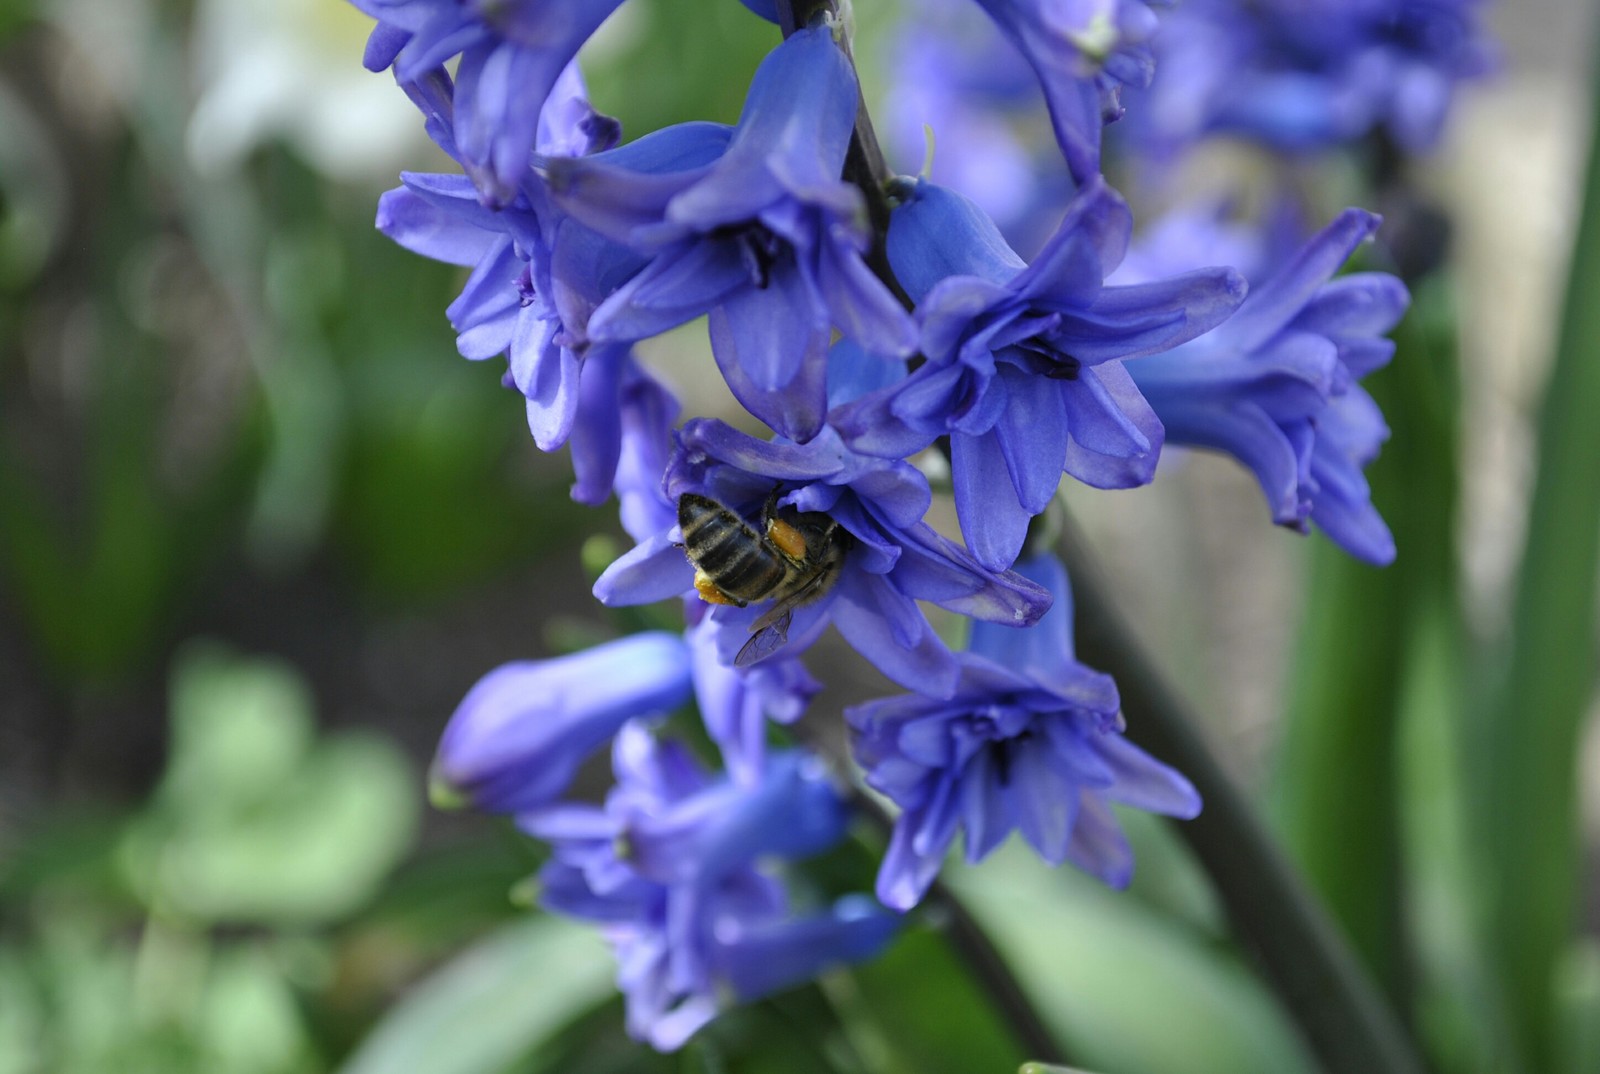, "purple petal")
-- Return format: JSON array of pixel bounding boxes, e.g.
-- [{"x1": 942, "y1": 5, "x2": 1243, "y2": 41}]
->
[
  {"x1": 831, "y1": 571, "x2": 960, "y2": 698},
  {"x1": 595, "y1": 533, "x2": 694, "y2": 606},
  {"x1": 951, "y1": 428, "x2": 1032, "y2": 572}
]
